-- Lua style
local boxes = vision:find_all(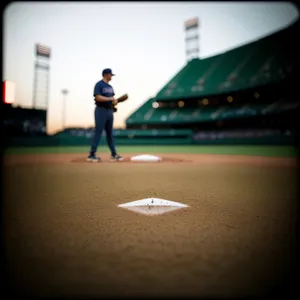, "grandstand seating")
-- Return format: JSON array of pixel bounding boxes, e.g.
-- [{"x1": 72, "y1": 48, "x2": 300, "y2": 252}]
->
[
  {"x1": 114, "y1": 129, "x2": 192, "y2": 137},
  {"x1": 126, "y1": 100, "x2": 299, "y2": 125},
  {"x1": 192, "y1": 128, "x2": 295, "y2": 145},
  {"x1": 153, "y1": 19, "x2": 299, "y2": 100},
  {"x1": 125, "y1": 18, "x2": 299, "y2": 127},
  {"x1": 3, "y1": 105, "x2": 47, "y2": 136}
]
